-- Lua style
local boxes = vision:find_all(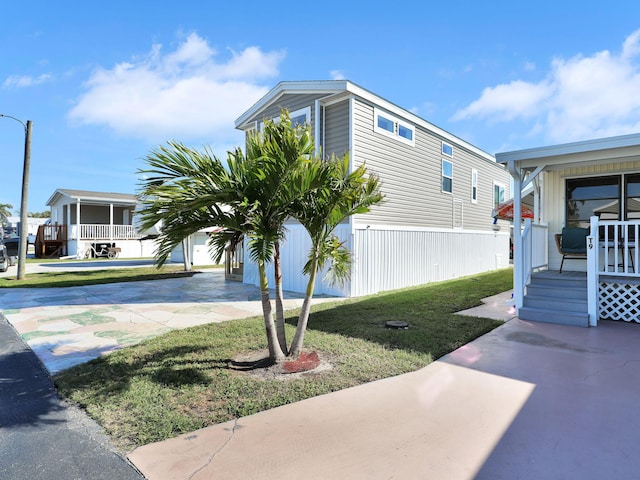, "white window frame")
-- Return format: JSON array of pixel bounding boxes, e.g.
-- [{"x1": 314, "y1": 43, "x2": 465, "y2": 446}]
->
[
  {"x1": 442, "y1": 142, "x2": 453, "y2": 157},
  {"x1": 471, "y1": 169, "x2": 478, "y2": 204},
  {"x1": 494, "y1": 181, "x2": 506, "y2": 208},
  {"x1": 442, "y1": 159, "x2": 453, "y2": 194},
  {"x1": 259, "y1": 106, "x2": 311, "y2": 131},
  {"x1": 373, "y1": 108, "x2": 415, "y2": 146}
]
